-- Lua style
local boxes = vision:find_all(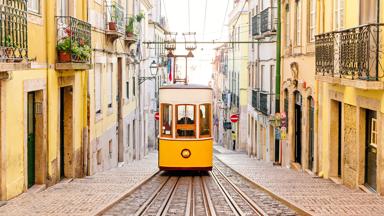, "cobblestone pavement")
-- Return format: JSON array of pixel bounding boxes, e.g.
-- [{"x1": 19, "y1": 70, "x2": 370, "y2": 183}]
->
[
  {"x1": 214, "y1": 145, "x2": 384, "y2": 215},
  {"x1": 0, "y1": 152, "x2": 158, "y2": 216}
]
